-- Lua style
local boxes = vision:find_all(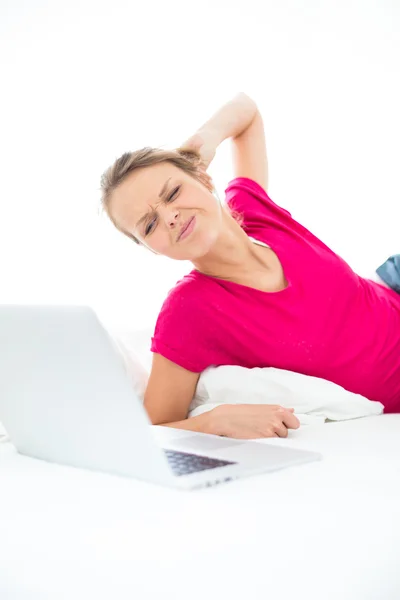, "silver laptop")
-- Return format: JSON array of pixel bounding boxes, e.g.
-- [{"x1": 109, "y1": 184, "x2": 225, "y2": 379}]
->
[{"x1": 0, "y1": 304, "x2": 321, "y2": 490}]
